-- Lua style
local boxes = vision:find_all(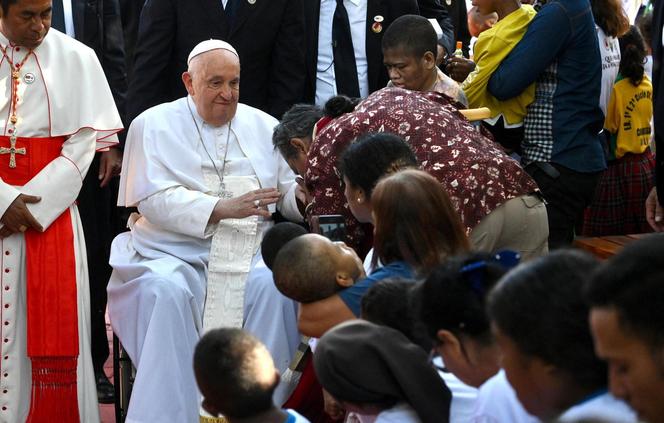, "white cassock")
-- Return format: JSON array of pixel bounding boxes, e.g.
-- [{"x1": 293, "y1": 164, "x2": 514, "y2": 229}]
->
[
  {"x1": 0, "y1": 29, "x2": 122, "y2": 422},
  {"x1": 108, "y1": 97, "x2": 302, "y2": 423}
]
